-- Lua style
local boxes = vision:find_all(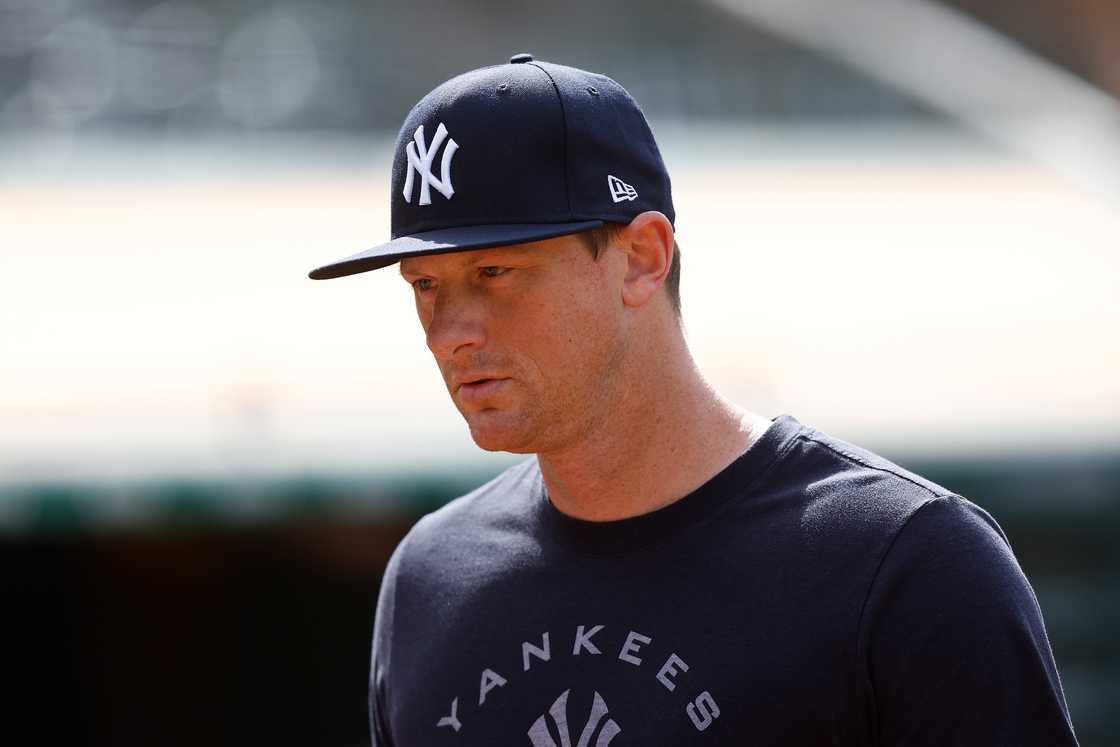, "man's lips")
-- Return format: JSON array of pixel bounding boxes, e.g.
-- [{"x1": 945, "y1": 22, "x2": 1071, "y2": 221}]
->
[
  {"x1": 456, "y1": 377, "x2": 511, "y2": 402},
  {"x1": 452, "y1": 373, "x2": 507, "y2": 392}
]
